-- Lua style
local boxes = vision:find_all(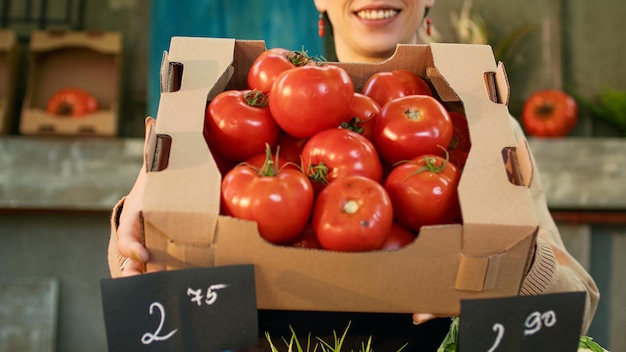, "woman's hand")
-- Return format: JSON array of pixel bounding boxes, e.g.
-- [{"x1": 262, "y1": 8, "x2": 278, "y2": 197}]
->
[
  {"x1": 412, "y1": 313, "x2": 438, "y2": 325},
  {"x1": 115, "y1": 117, "x2": 155, "y2": 277}
]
